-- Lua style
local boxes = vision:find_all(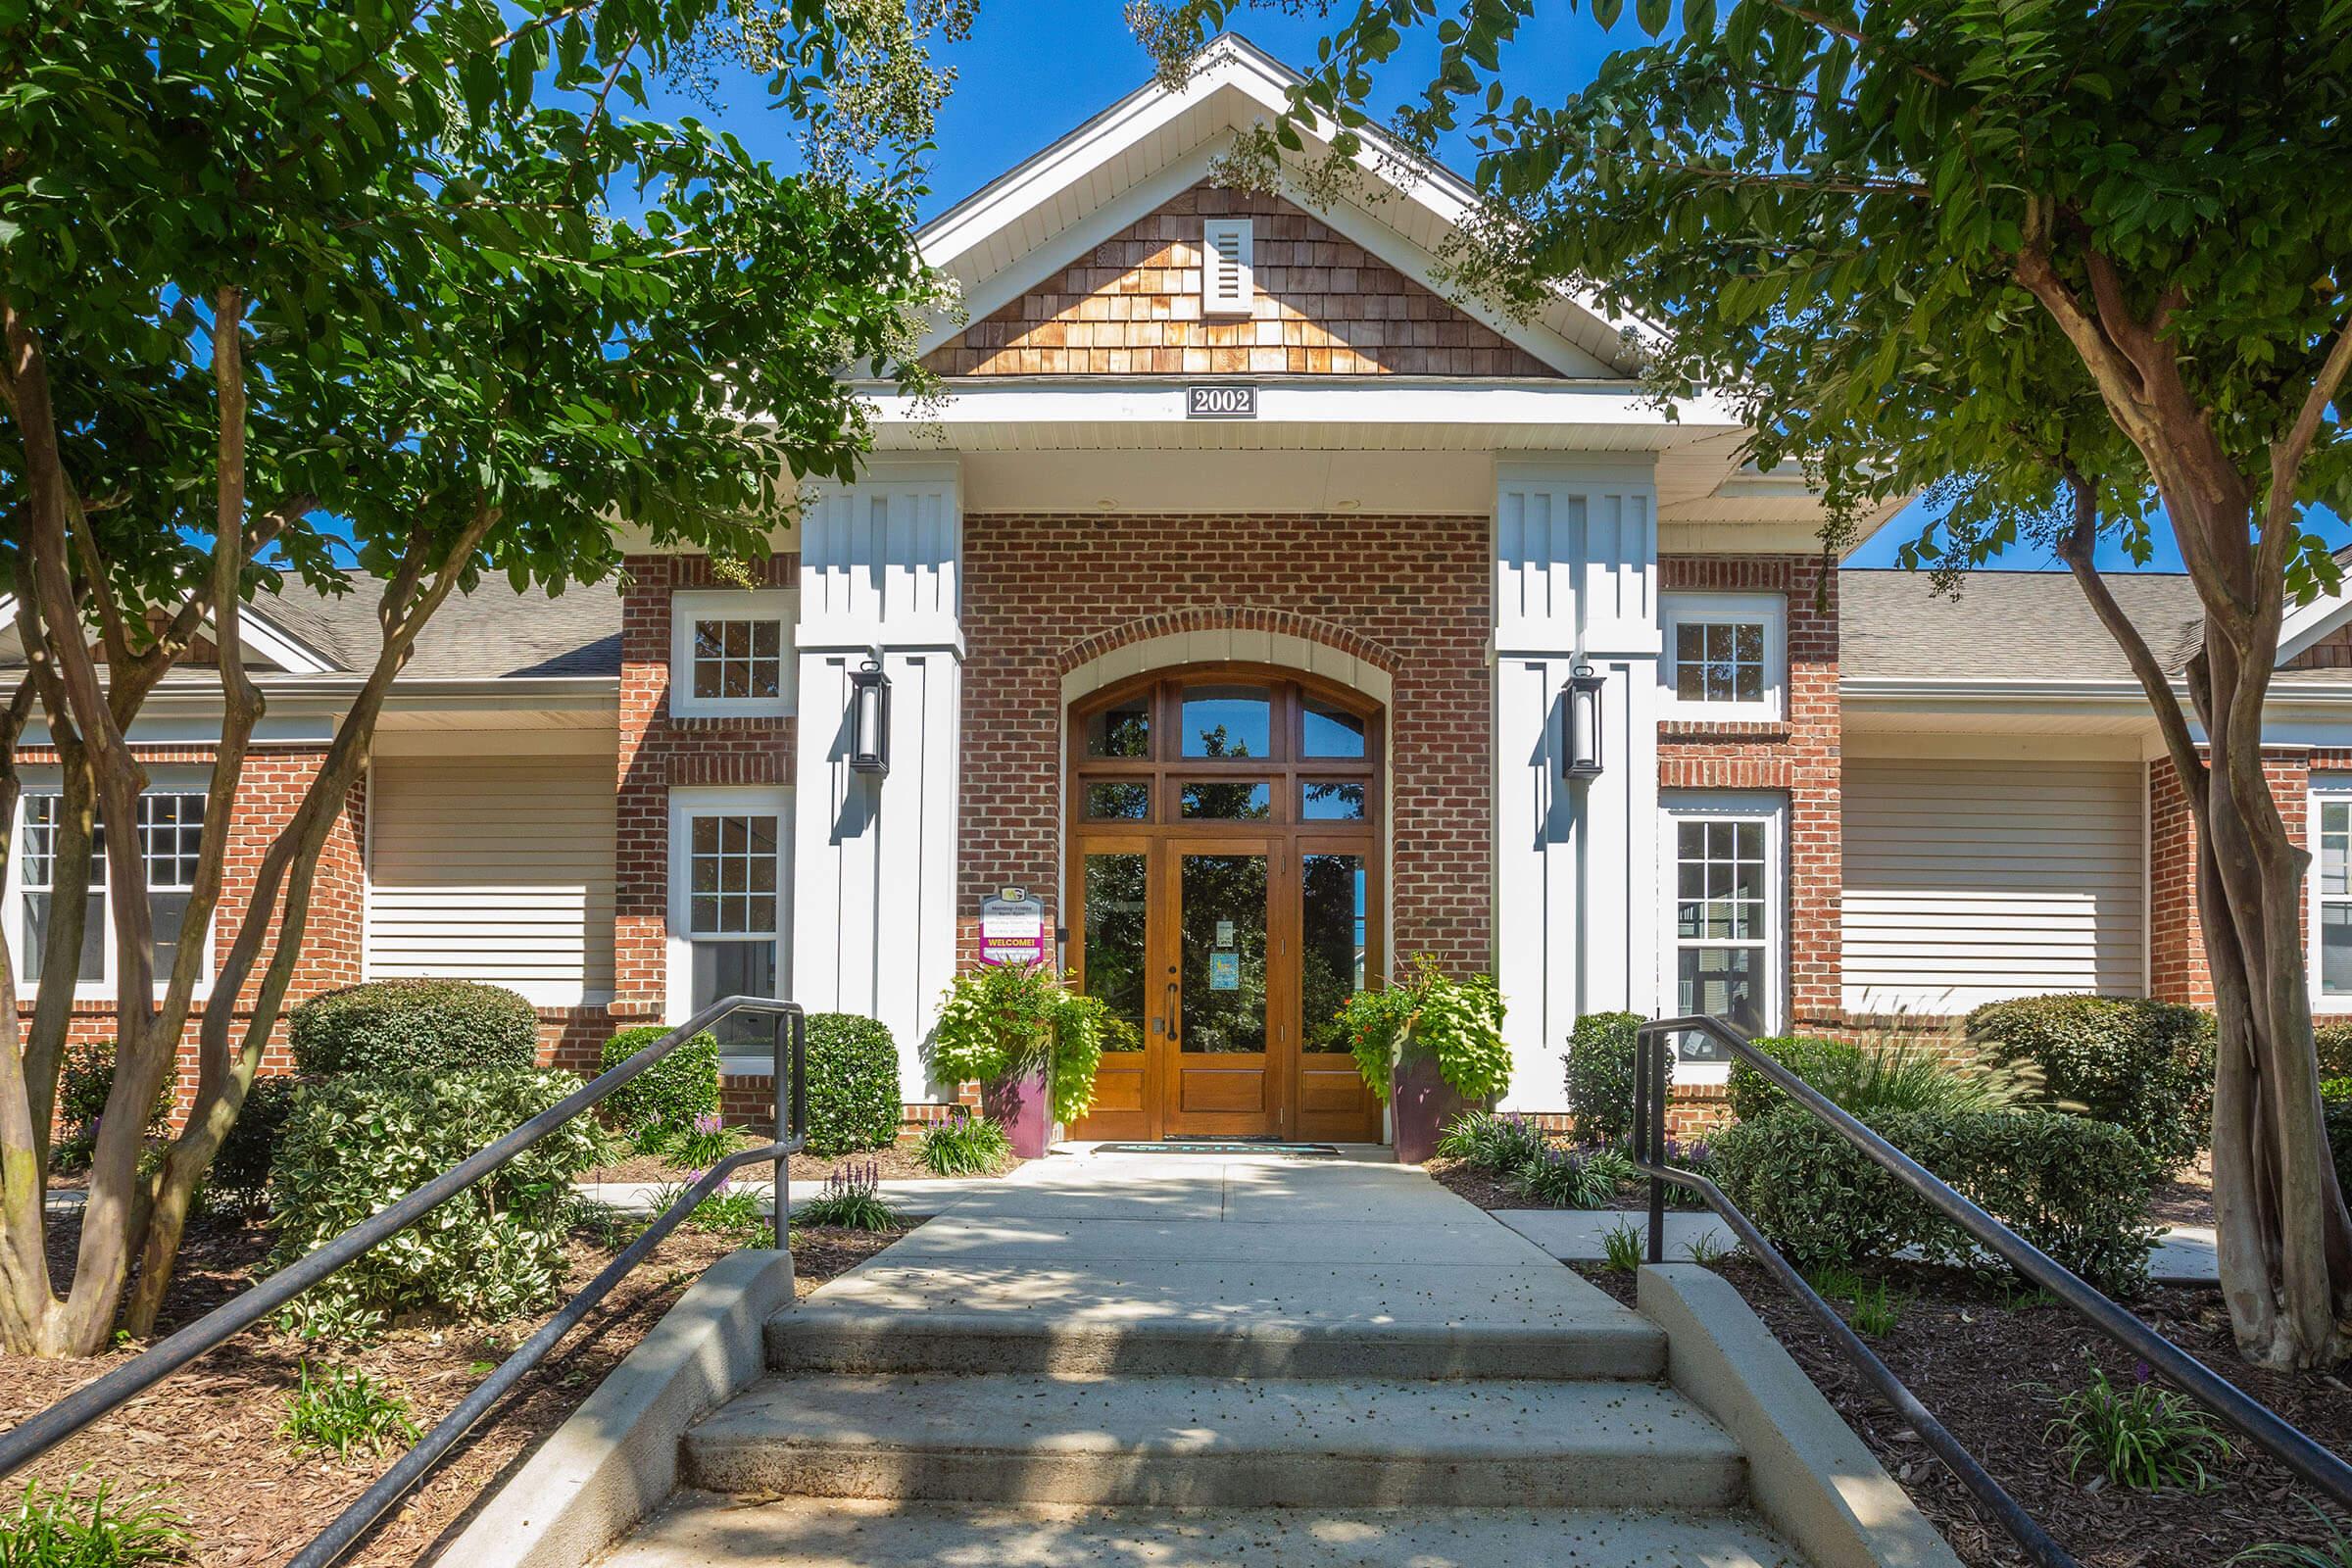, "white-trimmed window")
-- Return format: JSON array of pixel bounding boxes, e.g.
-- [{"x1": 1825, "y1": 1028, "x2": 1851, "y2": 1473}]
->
[
  {"x1": 1660, "y1": 792, "x2": 1786, "y2": 1077},
  {"x1": 669, "y1": 588, "x2": 797, "y2": 718},
  {"x1": 1201, "y1": 219, "x2": 1254, "y2": 316},
  {"x1": 2313, "y1": 781, "x2": 2352, "y2": 1007},
  {"x1": 667, "y1": 788, "x2": 792, "y2": 1058},
  {"x1": 7, "y1": 774, "x2": 213, "y2": 995},
  {"x1": 1661, "y1": 592, "x2": 1787, "y2": 720}
]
